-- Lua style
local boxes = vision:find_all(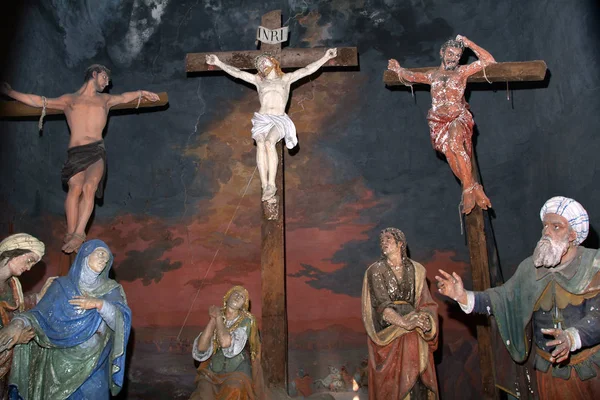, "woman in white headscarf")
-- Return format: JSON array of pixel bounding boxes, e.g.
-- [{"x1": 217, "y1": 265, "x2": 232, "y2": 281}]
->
[{"x1": 0, "y1": 233, "x2": 53, "y2": 399}]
